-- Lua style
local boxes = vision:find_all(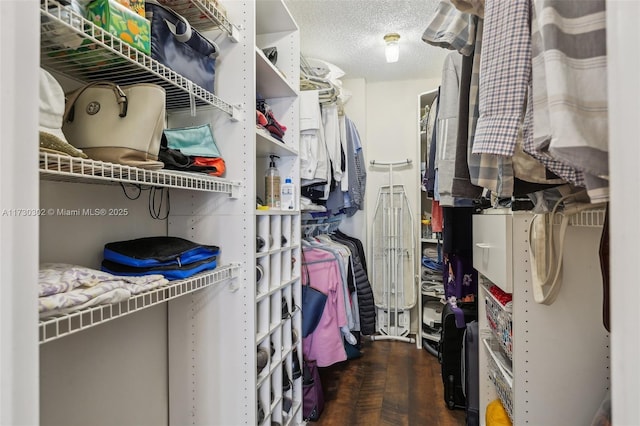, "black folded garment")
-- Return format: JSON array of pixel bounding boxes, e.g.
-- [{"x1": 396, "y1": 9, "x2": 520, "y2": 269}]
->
[
  {"x1": 159, "y1": 138, "x2": 220, "y2": 175},
  {"x1": 102, "y1": 236, "x2": 220, "y2": 280}
]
